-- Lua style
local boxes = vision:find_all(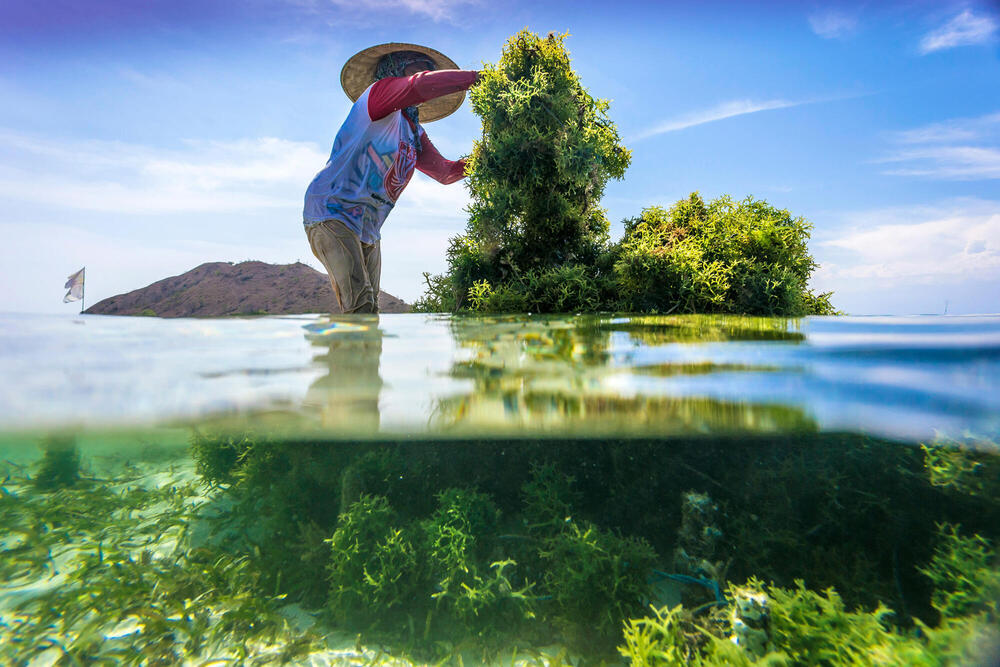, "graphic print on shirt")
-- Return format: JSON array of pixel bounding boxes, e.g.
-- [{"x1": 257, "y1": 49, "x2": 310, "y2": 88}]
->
[
  {"x1": 384, "y1": 141, "x2": 417, "y2": 202},
  {"x1": 324, "y1": 199, "x2": 373, "y2": 229},
  {"x1": 323, "y1": 139, "x2": 395, "y2": 225}
]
